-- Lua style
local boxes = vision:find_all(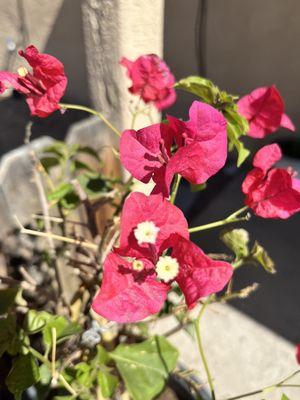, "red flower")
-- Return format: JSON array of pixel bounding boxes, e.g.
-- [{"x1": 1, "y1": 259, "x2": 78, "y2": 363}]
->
[
  {"x1": 117, "y1": 191, "x2": 189, "y2": 258},
  {"x1": 92, "y1": 193, "x2": 233, "y2": 323},
  {"x1": 91, "y1": 253, "x2": 170, "y2": 323},
  {"x1": 120, "y1": 101, "x2": 227, "y2": 197},
  {"x1": 296, "y1": 344, "x2": 300, "y2": 364},
  {"x1": 161, "y1": 234, "x2": 233, "y2": 308},
  {"x1": 120, "y1": 54, "x2": 176, "y2": 110},
  {"x1": 238, "y1": 86, "x2": 295, "y2": 138},
  {"x1": 0, "y1": 45, "x2": 67, "y2": 117},
  {"x1": 242, "y1": 144, "x2": 300, "y2": 218}
]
